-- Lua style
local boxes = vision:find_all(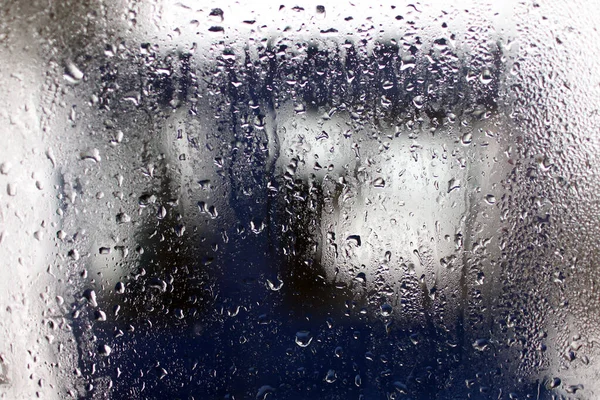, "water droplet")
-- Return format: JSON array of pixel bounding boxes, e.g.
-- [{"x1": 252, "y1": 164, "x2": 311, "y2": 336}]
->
[
  {"x1": 174, "y1": 308, "x2": 184, "y2": 319},
  {"x1": 0, "y1": 162, "x2": 12, "y2": 175},
  {"x1": 472, "y1": 338, "x2": 489, "y2": 351},
  {"x1": 175, "y1": 224, "x2": 185, "y2": 237},
  {"x1": 547, "y1": 377, "x2": 561, "y2": 389},
  {"x1": 565, "y1": 384, "x2": 583, "y2": 394},
  {"x1": 346, "y1": 235, "x2": 361, "y2": 247},
  {"x1": 83, "y1": 289, "x2": 97, "y2": 307},
  {"x1": 64, "y1": 61, "x2": 84, "y2": 83},
  {"x1": 325, "y1": 369, "x2": 337, "y2": 383},
  {"x1": 380, "y1": 303, "x2": 393, "y2": 317},
  {"x1": 209, "y1": 8, "x2": 224, "y2": 22},
  {"x1": 354, "y1": 272, "x2": 366, "y2": 283},
  {"x1": 334, "y1": 346, "x2": 343, "y2": 358},
  {"x1": 400, "y1": 55, "x2": 415, "y2": 70},
  {"x1": 256, "y1": 385, "x2": 275, "y2": 400},
  {"x1": 412, "y1": 95, "x2": 424, "y2": 109},
  {"x1": 294, "y1": 103, "x2": 306, "y2": 114},
  {"x1": 485, "y1": 194, "x2": 496, "y2": 204},
  {"x1": 266, "y1": 277, "x2": 284, "y2": 291},
  {"x1": 355, "y1": 374, "x2": 362, "y2": 387},
  {"x1": 410, "y1": 333, "x2": 420, "y2": 345},
  {"x1": 447, "y1": 178, "x2": 461, "y2": 193},
  {"x1": 110, "y1": 131, "x2": 124, "y2": 145},
  {"x1": 479, "y1": 68, "x2": 493, "y2": 84},
  {"x1": 116, "y1": 212, "x2": 131, "y2": 224},
  {"x1": 372, "y1": 177, "x2": 386, "y2": 188},
  {"x1": 68, "y1": 249, "x2": 80, "y2": 260},
  {"x1": 115, "y1": 282, "x2": 125, "y2": 294},
  {"x1": 461, "y1": 132, "x2": 472, "y2": 145},
  {"x1": 6, "y1": 183, "x2": 16, "y2": 196},
  {"x1": 156, "y1": 206, "x2": 167, "y2": 219},
  {"x1": 94, "y1": 310, "x2": 107, "y2": 321},
  {"x1": 80, "y1": 148, "x2": 101, "y2": 162},
  {"x1": 393, "y1": 381, "x2": 408, "y2": 394},
  {"x1": 198, "y1": 180, "x2": 211, "y2": 190},
  {"x1": 434, "y1": 38, "x2": 449, "y2": 50},
  {"x1": 149, "y1": 278, "x2": 167, "y2": 292},
  {"x1": 295, "y1": 331, "x2": 313, "y2": 347},
  {"x1": 98, "y1": 344, "x2": 111, "y2": 356},
  {"x1": 564, "y1": 350, "x2": 575, "y2": 362}
]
